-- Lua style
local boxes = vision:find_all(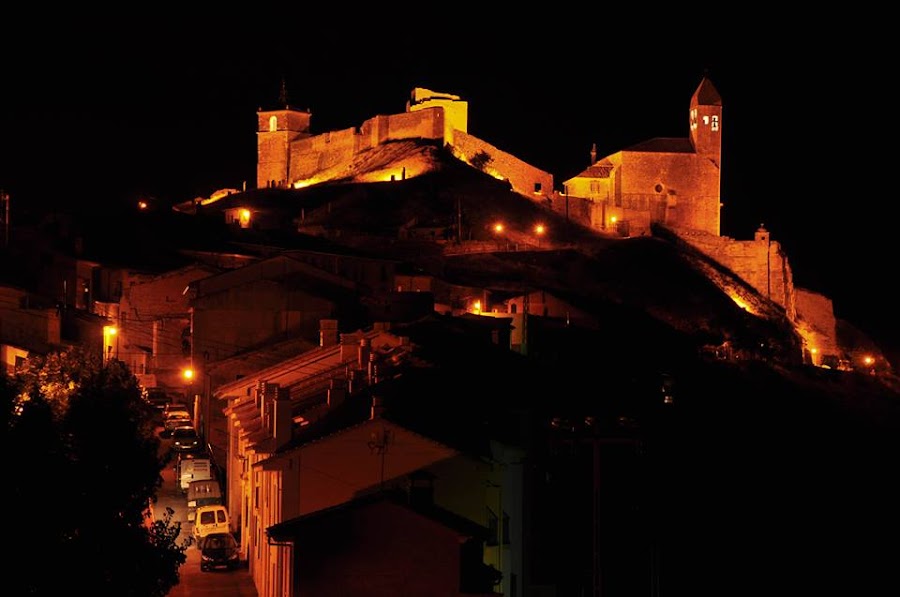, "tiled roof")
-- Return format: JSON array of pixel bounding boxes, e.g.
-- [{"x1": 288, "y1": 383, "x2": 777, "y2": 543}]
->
[
  {"x1": 693, "y1": 77, "x2": 723, "y2": 106},
  {"x1": 623, "y1": 137, "x2": 694, "y2": 153}
]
